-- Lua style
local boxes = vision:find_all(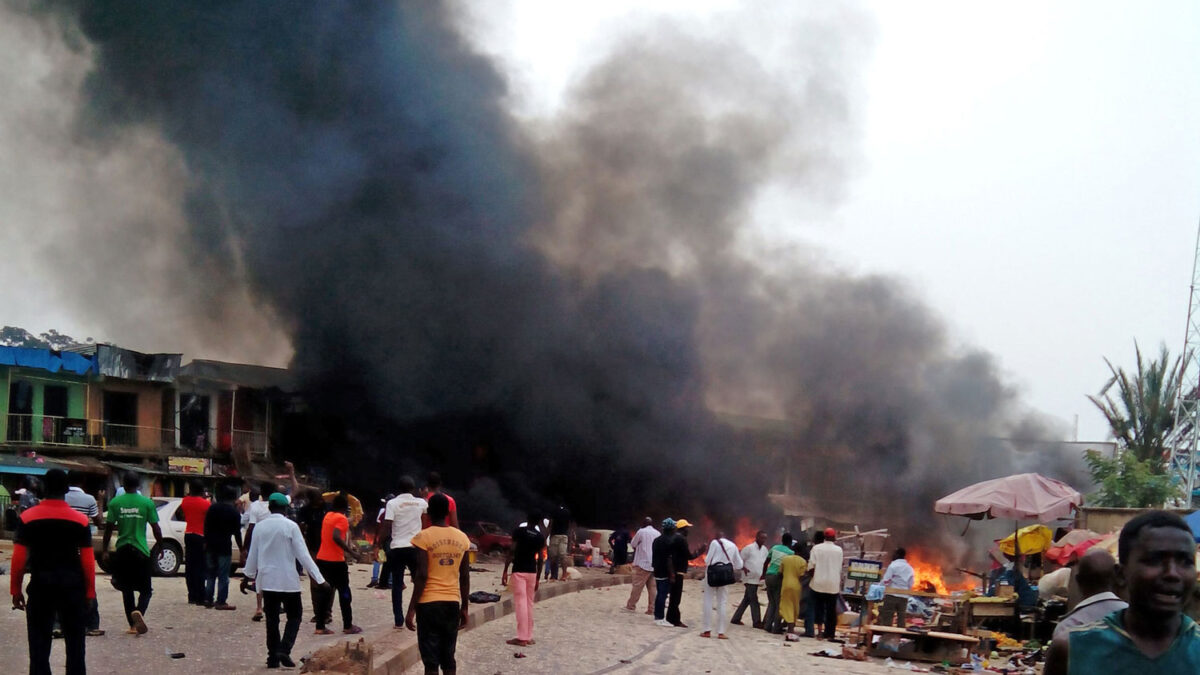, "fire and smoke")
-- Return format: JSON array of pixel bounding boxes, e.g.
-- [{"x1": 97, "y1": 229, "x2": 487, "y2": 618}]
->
[{"x1": 2, "y1": 2, "x2": 1087, "y2": 559}]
